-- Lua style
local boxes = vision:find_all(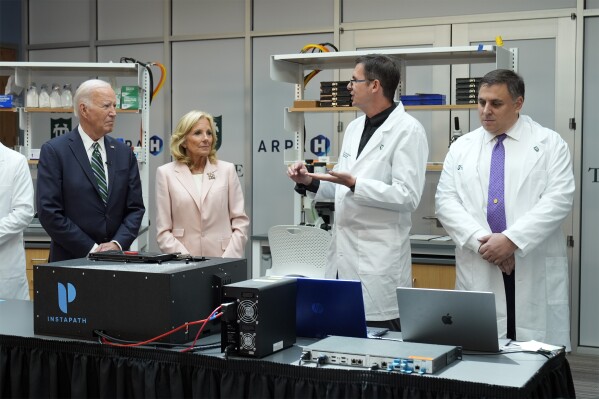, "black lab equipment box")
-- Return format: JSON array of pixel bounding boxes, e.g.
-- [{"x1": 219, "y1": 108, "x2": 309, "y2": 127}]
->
[
  {"x1": 221, "y1": 276, "x2": 296, "y2": 358},
  {"x1": 33, "y1": 257, "x2": 248, "y2": 343}
]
